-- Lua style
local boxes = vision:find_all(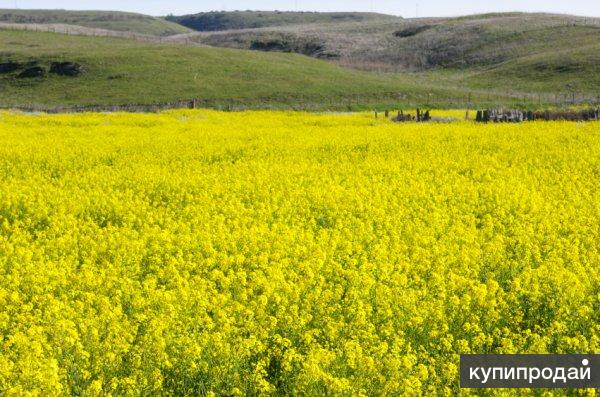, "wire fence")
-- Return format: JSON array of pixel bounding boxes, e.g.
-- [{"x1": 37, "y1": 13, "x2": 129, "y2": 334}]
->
[{"x1": 1, "y1": 92, "x2": 599, "y2": 114}]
